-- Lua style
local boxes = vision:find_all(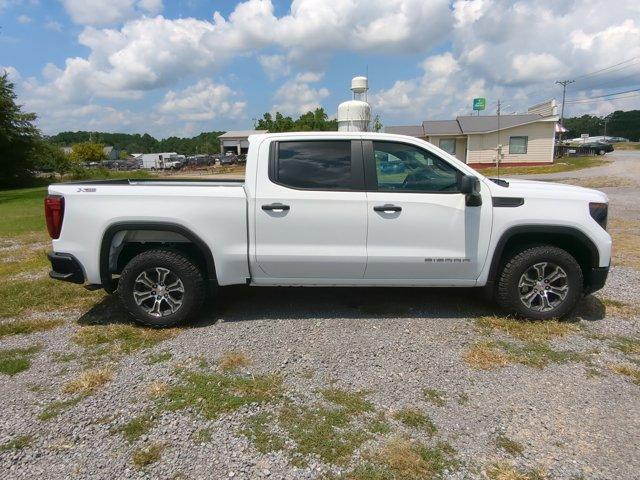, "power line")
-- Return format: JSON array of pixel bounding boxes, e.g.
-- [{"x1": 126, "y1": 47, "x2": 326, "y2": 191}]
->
[
  {"x1": 573, "y1": 56, "x2": 640, "y2": 81},
  {"x1": 564, "y1": 92, "x2": 640, "y2": 105},
  {"x1": 565, "y1": 87, "x2": 640, "y2": 104}
]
